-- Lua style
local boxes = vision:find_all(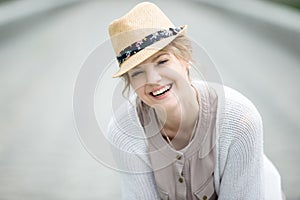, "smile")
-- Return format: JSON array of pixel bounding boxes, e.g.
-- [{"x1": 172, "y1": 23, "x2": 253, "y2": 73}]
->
[{"x1": 150, "y1": 84, "x2": 172, "y2": 97}]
